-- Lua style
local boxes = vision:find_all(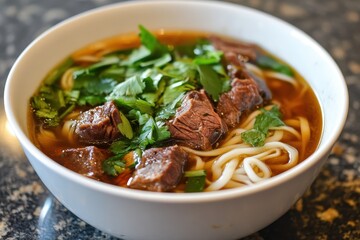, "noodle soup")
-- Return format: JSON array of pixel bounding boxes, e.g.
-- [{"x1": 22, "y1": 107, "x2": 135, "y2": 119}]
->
[{"x1": 28, "y1": 26, "x2": 322, "y2": 192}]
